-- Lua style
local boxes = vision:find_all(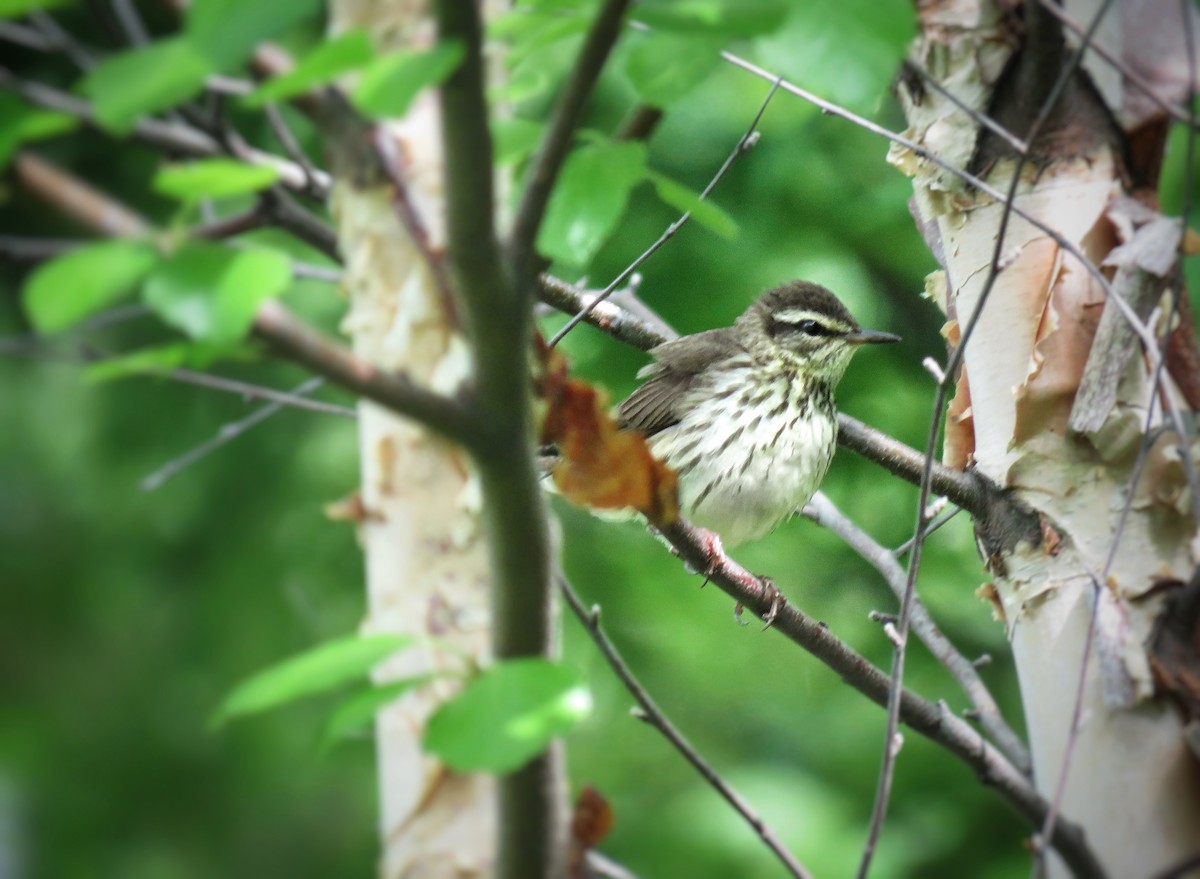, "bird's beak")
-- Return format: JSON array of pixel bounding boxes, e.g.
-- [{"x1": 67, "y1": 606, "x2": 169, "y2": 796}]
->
[{"x1": 845, "y1": 328, "x2": 901, "y2": 346}]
